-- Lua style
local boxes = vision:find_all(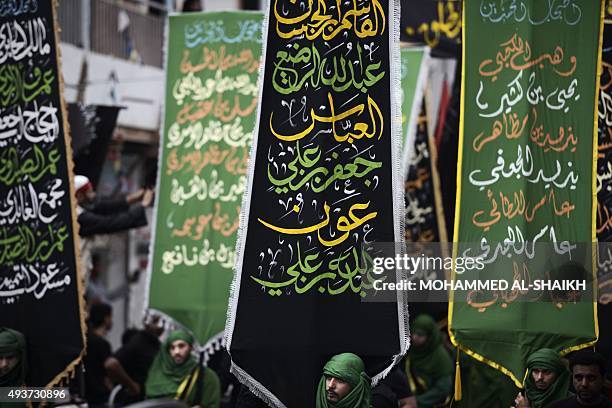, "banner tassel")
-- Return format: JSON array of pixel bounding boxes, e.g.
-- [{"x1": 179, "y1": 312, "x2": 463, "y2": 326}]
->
[{"x1": 454, "y1": 349, "x2": 462, "y2": 401}]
